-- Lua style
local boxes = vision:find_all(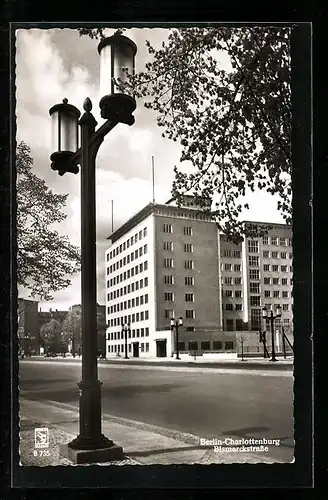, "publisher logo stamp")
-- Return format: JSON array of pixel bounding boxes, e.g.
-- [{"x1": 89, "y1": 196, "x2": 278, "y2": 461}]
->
[{"x1": 34, "y1": 428, "x2": 49, "y2": 449}]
